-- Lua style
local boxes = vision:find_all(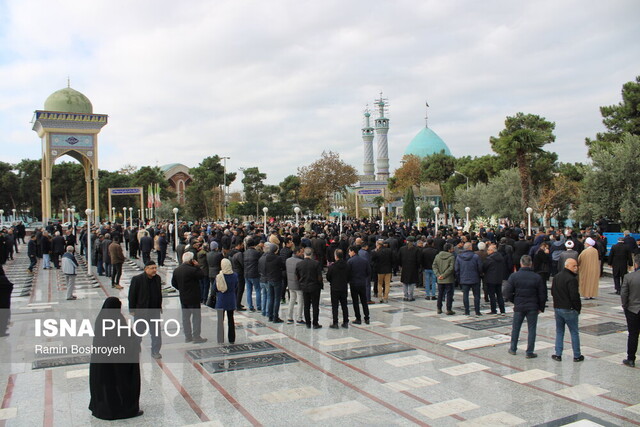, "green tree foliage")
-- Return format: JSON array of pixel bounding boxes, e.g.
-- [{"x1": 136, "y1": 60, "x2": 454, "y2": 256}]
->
[
  {"x1": 420, "y1": 152, "x2": 455, "y2": 219},
  {"x1": 454, "y1": 154, "x2": 507, "y2": 185},
  {"x1": 0, "y1": 162, "x2": 20, "y2": 212},
  {"x1": 490, "y1": 112, "x2": 556, "y2": 211},
  {"x1": 298, "y1": 151, "x2": 358, "y2": 213},
  {"x1": 372, "y1": 196, "x2": 385, "y2": 208},
  {"x1": 403, "y1": 187, "x2": 416, "y2": 221},
  {"x1": 51, "y1": 162, "x2": 86, "y2": 216},
  {"x1": 586, "y1": 76, "x2": 640, "y2": 156},
  {"x1": 278, "y1": 175, "x2": 301, "y2": 204},
  {"x1": 454, "y1": 168, "x2": 524, "y2": 222},
  {"x1": 185, "y1": 156, "x2": 236, "y2": 219},
  {"x1": 577, "y1": 133, "x2": 640, "y2": 230},
  {"x1": 15, "y1": 159, "x2": 42, "y2": 219},
  {"x1": 240, "y1": 167, "x2": 267, "y2": 217}
]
